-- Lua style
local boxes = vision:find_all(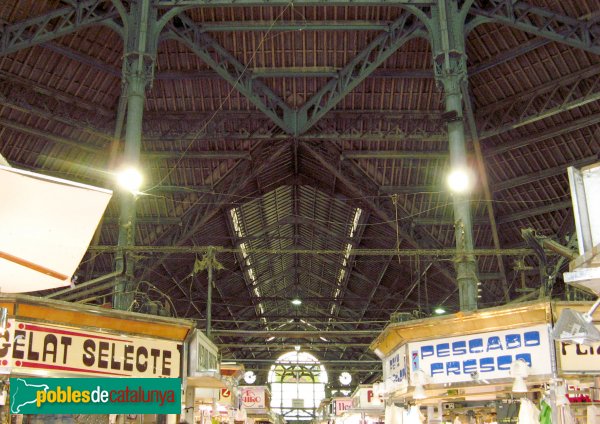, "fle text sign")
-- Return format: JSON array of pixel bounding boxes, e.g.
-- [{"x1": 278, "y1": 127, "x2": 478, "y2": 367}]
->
[{"x1": 0, "y1": 320, "x2": 182, "y2": 377}]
